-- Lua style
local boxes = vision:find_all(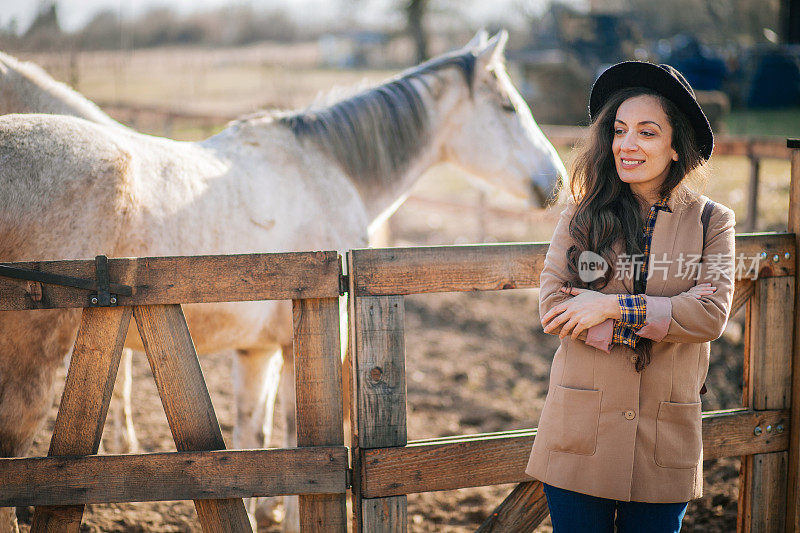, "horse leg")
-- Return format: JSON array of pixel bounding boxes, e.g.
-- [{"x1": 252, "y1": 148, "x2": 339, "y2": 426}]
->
[
  {"x1": 342, "y1": 340, "x2": 352, "y2": 449},
  {"x1": 232, "y1": 347, "x2": 283, "y2": 522},
  {"x1": 278, "y1": 342, "x2": 300, "y2": 533},
  {"x1": 102, "y1": 348, "x2": 139, "y2": 454},
  {"x1": 0, "y1": 309, "x2": 81, "y2": 533}
]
